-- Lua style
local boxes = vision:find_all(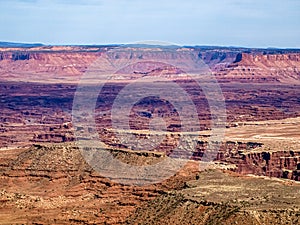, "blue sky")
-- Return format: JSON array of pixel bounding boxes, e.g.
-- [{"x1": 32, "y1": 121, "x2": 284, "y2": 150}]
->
[{"x1": 0, "y1": 0, "x2": 299, "y2": 47}]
